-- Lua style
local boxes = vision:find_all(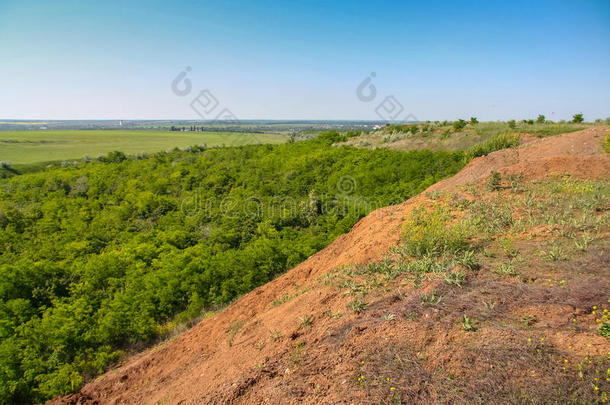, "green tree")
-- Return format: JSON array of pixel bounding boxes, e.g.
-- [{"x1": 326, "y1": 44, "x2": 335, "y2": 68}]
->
[
  {"x1": 452, "y1": 119, "x2": 467, "y2": 132},
  {"x1": 572, "y1": 113, "x2": 584, "y2": 123},
  {"x1": 0, "y1": 133, "x2": 469, "y2": 403}
]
